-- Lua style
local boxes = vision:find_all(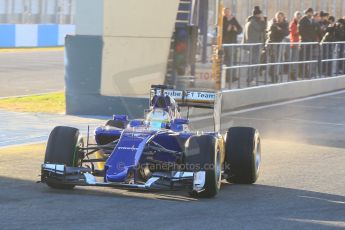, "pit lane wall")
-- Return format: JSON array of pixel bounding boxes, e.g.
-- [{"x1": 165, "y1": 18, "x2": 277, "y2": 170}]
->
[
  {"x1": 221, "y1": 76, "x2": 345, "y2": 112},
  {"x1": 0, "y1": 24, "x2": 75, "y2": 47}
]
